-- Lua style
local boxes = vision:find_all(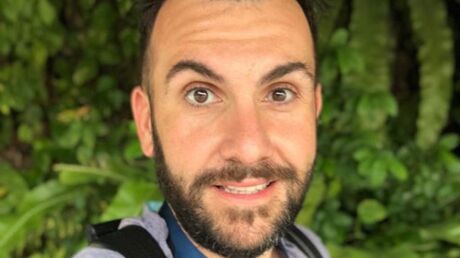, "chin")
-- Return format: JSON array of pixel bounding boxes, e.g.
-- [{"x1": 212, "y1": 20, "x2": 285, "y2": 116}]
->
[{"x1": 201, "y1": 194, "x2": 287, "y2": 247}]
